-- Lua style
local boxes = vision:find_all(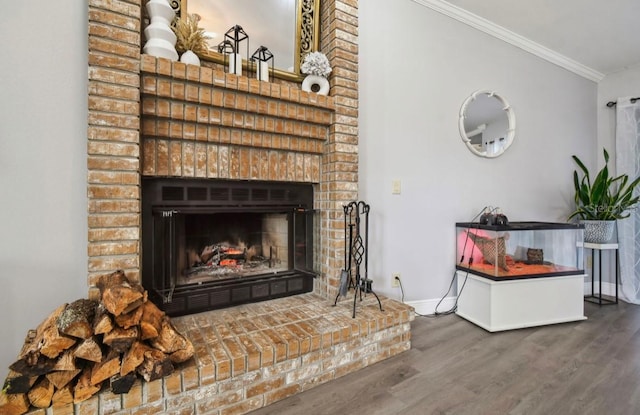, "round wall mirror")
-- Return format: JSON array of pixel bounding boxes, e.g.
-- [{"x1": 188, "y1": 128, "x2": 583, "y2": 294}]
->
[{"x1": 459, "y1": 90, "x2": 515, "y2": 158}]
